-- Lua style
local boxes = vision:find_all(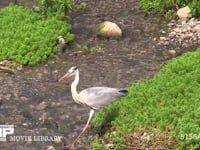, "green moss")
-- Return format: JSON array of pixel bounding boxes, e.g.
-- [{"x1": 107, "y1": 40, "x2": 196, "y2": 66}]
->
[
  {"x1": 92, "y1": 48, "x2": 200, "y2": 149},
  {"x1": 90, "y1": 136, "x2": 105, "y2": 150},
  {"x1": 35, "y1": 0, "x2": 73, "y2": 19},
  {"x1": 139, "y1": 0, "x2": 200, "y2": 17},
  {"x1": 0, "y1": 4, "x2": 74, "y2": 65}
]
